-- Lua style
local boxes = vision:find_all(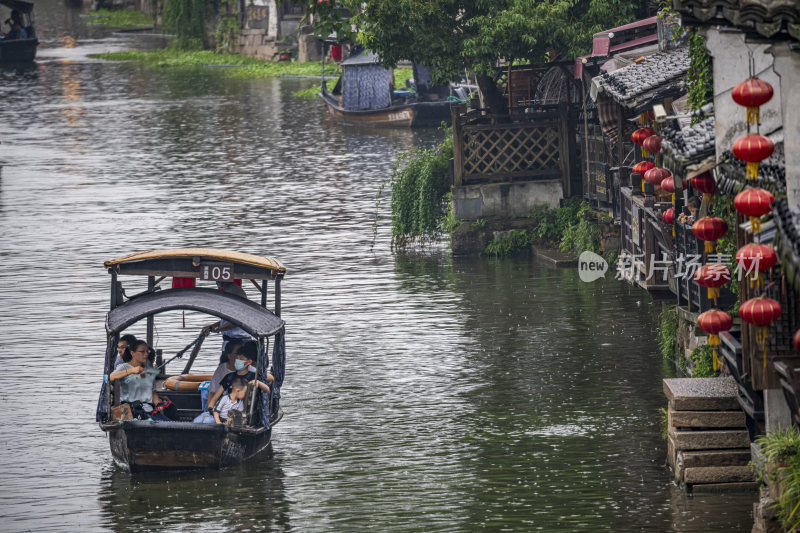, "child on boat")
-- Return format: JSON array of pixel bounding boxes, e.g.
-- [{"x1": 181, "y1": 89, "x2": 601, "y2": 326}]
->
[
  {"x1": 206, "y1": 341, "x2": 272, "y2": 411},
  {"x1": 193, "y1": 376, "x2": 248, "y2": 424}
]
